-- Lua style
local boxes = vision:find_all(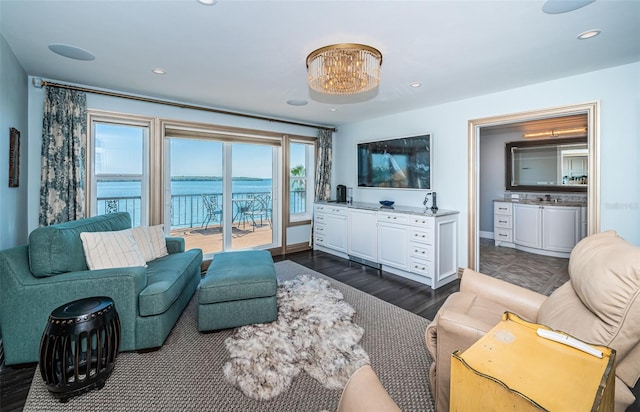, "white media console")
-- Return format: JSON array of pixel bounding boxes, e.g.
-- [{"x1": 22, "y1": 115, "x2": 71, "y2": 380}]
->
[{"x1": 313, "y1": 201, "x2": 459, "y2": 289}]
